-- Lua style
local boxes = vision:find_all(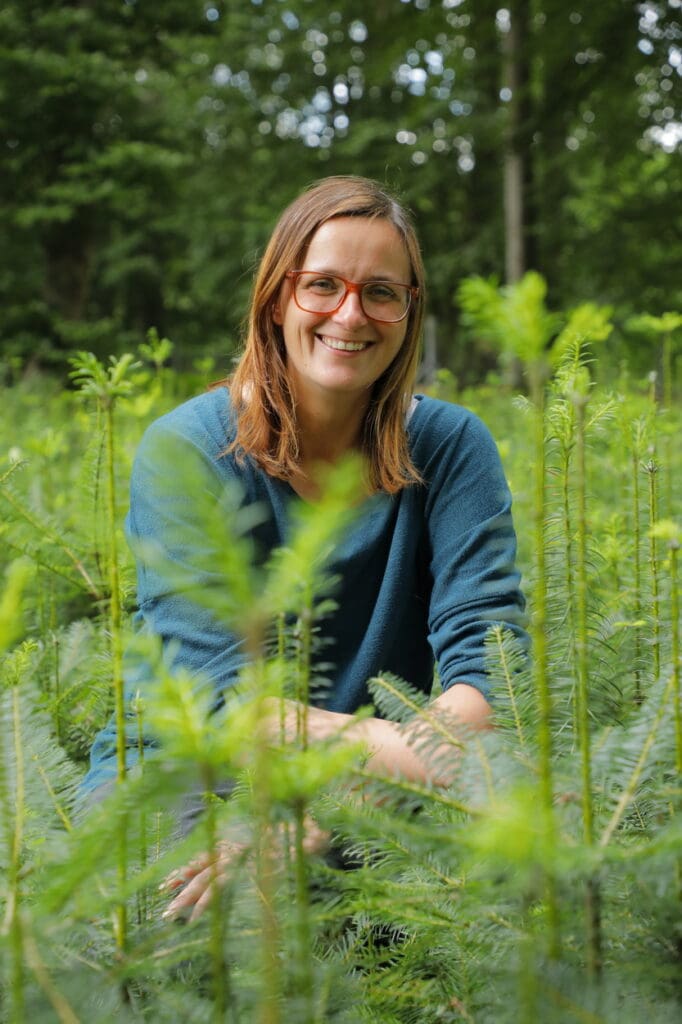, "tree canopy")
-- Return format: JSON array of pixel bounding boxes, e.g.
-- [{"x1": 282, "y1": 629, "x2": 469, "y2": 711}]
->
[{"x1": 1, "y1": 0, "x2": 680, "y2": 379}]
